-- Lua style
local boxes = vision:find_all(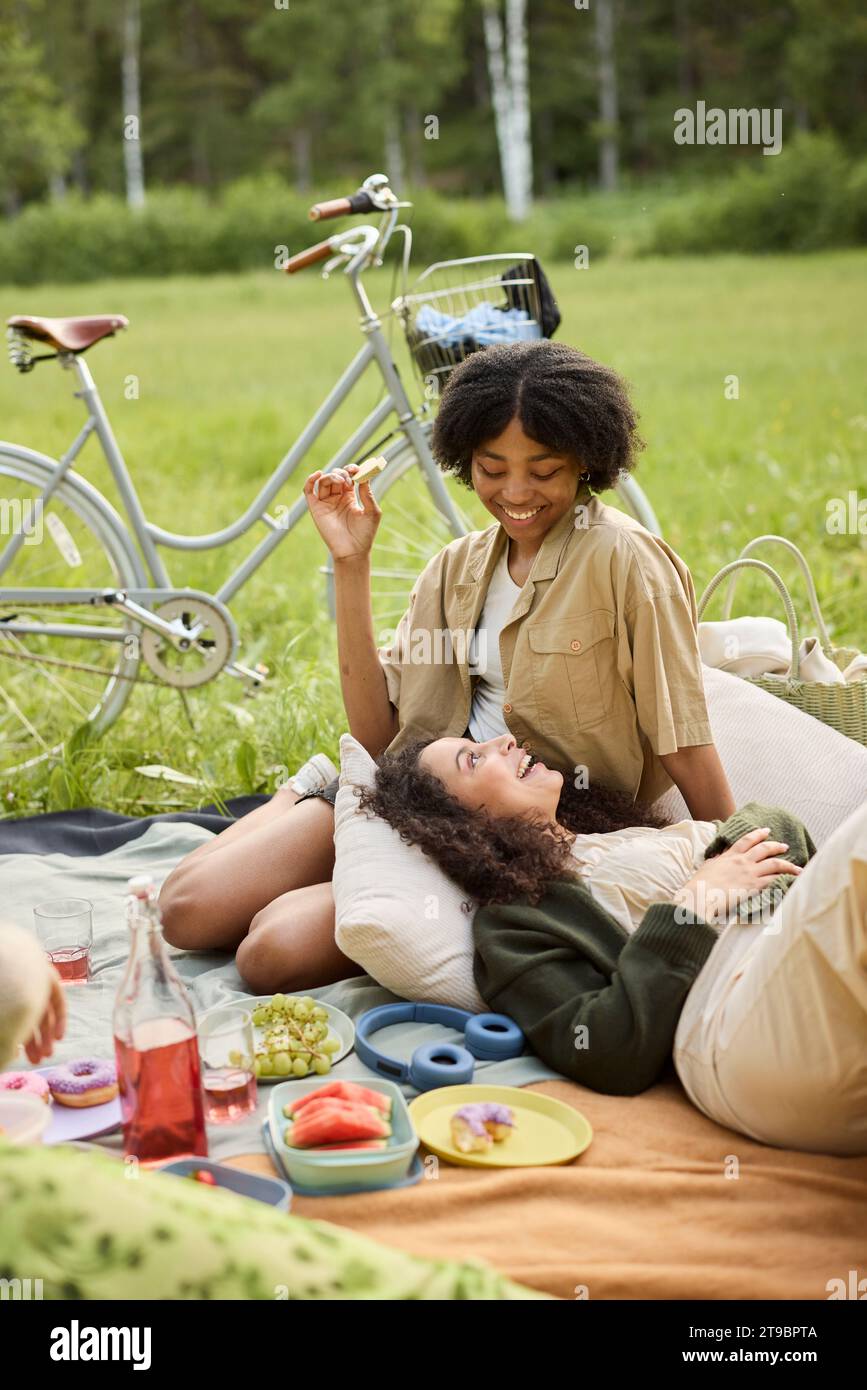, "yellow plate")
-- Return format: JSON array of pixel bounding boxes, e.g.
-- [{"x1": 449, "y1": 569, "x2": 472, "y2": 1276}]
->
[{"x1": 408, "y1": 1084, "x2": 592, "y2": 1168}]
